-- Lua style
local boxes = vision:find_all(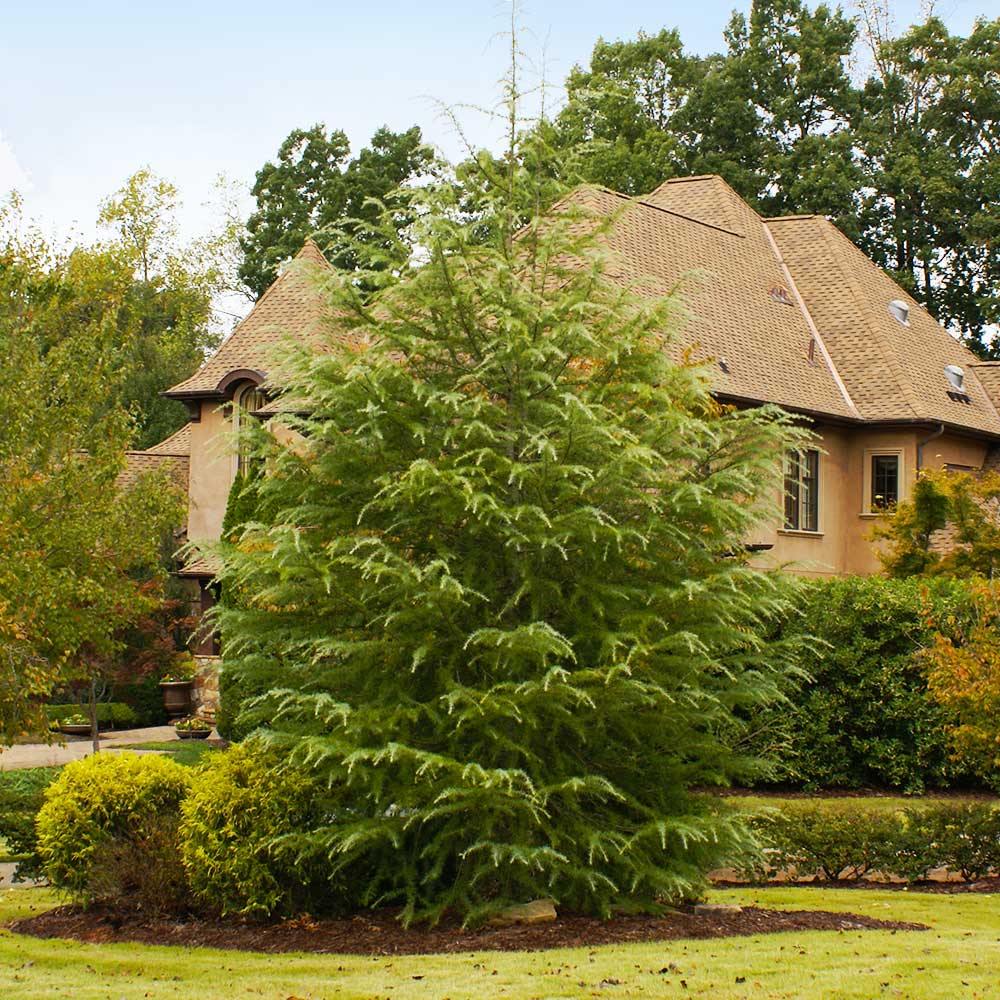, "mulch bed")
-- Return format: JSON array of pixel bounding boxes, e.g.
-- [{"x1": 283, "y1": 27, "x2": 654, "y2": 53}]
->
[{"x1": 7, "y1": 904, "x2": 926, "y2": 956}]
